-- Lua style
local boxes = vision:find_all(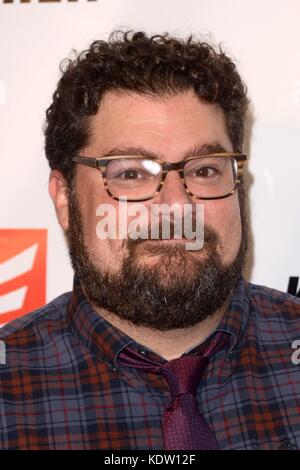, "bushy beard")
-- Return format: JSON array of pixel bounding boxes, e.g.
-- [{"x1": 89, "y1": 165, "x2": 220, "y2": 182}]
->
[{"x1": 65, "y1": 188, "x2": 248, "y2": 331}]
